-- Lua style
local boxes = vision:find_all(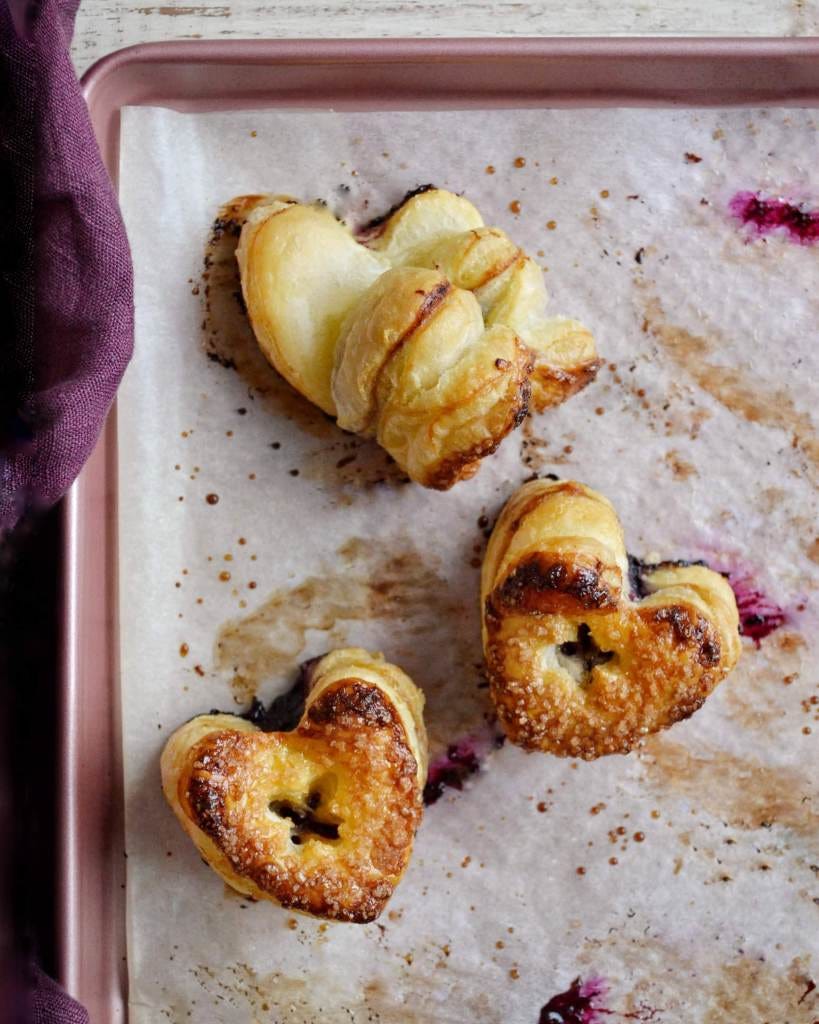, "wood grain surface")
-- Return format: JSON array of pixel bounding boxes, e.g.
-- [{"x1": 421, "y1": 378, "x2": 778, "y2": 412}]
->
[{"x1": 72, "y1": 0, "x2": 819, "y2": 76}]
